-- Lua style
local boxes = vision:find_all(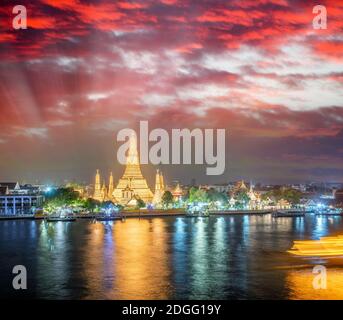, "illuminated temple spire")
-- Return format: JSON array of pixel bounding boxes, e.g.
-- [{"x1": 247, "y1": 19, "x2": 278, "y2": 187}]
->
[
  {"x1": 153, "y1": 169, "x2": 164, "y2": 206},
  {"x1": 159, "y1": 171, "x2": 165, "y2": 192},
  {"x1": 101, "y1": 183, "x2": 107, "y2": 201},
  {"x1": 127, "y1": 132, "x2": 139, "y2": 165},
  {"x1": 108, "y1": 172, "x2": 114, "y2": 199},
  {"x1": 93, "y1": 169, "x2": 103, "y2": 201},
  {"x1": 112, "y1": 133, "x2": 153, "y2": 205}
]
